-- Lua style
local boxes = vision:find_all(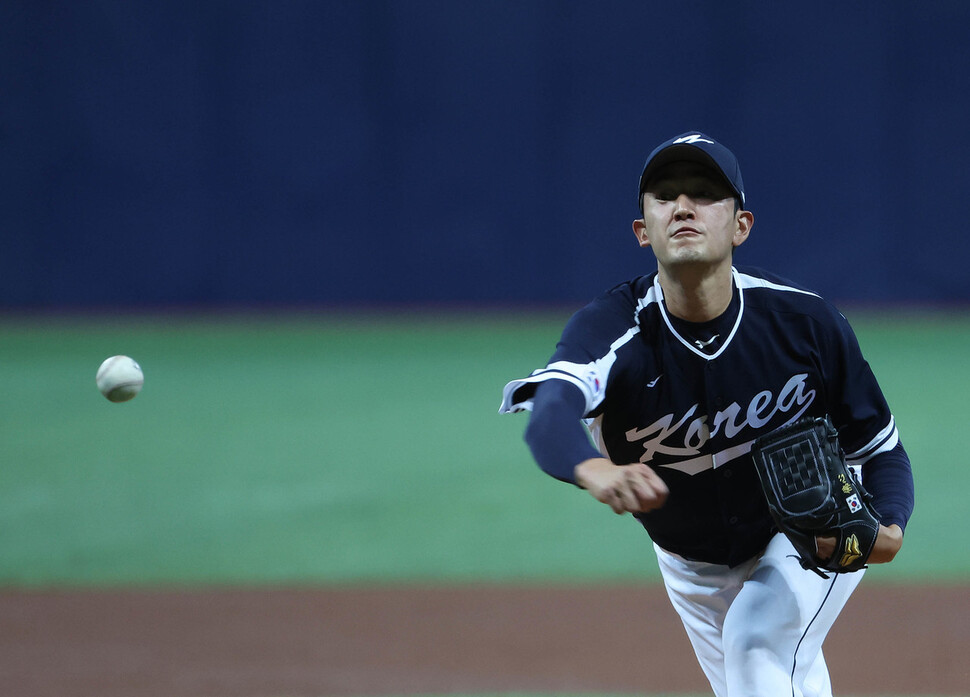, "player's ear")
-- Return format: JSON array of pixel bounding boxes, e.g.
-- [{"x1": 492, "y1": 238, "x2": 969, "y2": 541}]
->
[
  {"x1": 733, "y1": 210, "x2": 754, "y2": 248},
  {"x1": 633, "y1": 219, "x2": 651, "y2": 248}
]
